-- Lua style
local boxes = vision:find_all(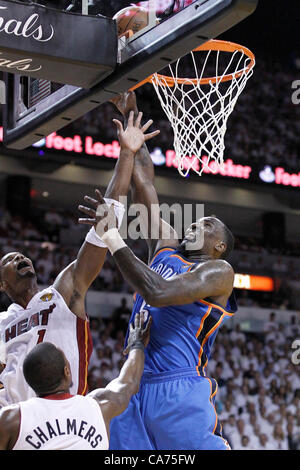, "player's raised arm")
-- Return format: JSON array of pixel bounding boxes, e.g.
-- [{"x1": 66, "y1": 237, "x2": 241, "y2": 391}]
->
[
  {"x1": 111, "y1": 92, "x2": 179, "y2": 263},
  {"x1": 54, "y1": 111, "x2": 159, "y2": 320},
  {"x1": 88, "y1": 313, "x2": 151, "y2": 434}
]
